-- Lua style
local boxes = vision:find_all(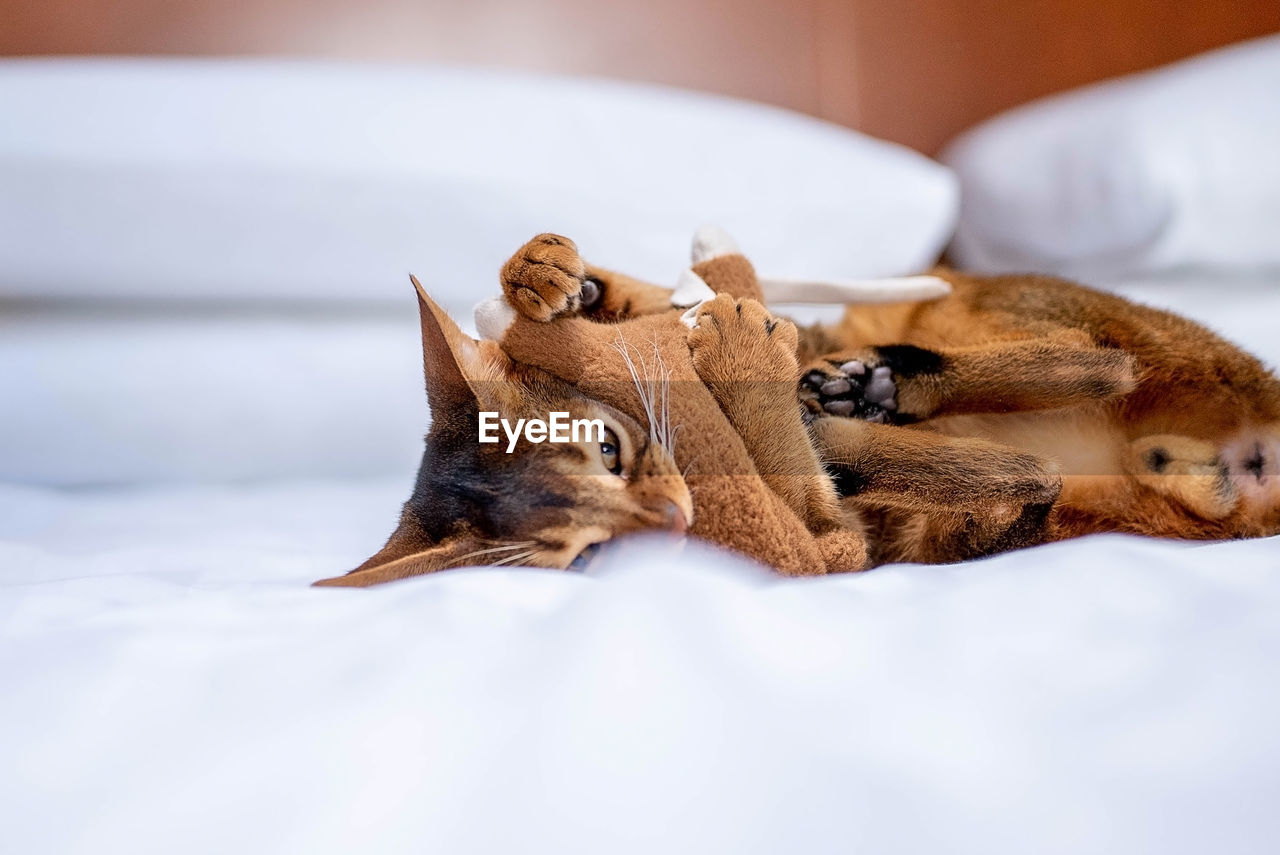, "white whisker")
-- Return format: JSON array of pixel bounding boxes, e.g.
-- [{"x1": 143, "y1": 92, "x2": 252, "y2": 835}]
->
[
  {"x1": 490, "y1": 549, "x2": 539, "y2": 568},
  {"x1": 612, "y1": 332, "x2": 680, "y2": 462},
  {"x1": 681, "y1": 453, "x2": 705, "y2": 479},
  {"x1": 649, "y1": 334, "x2": 674, "y2": 454},
  {"x1": 612, "y1": 333, "x2": 660, "y2": 445},
  {"x1": 455, "y1": 541, "x2": 536, "y2": 564},
  {"x1": 670, "y1": 423, "x2": 684, "y2": 457}
]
